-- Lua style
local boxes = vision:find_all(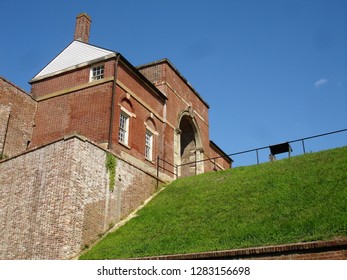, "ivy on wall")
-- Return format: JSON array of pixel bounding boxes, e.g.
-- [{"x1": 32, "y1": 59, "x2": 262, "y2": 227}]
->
[{"x1": 105, "y1": 152, "x2": 117, "y2": 192}]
